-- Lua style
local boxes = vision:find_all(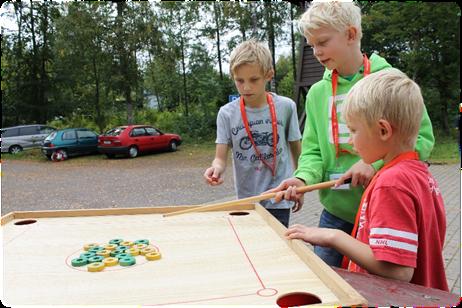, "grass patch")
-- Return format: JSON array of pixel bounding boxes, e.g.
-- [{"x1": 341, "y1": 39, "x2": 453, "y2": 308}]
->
[
  {"x1": 428, "y1": 132, "x2": 459, "y2": 165},
  {"x1": 0, "y1": 139, "x2": 218, "y2": 163},
  {"x1": 3, "y1": 136, "x2": 458, "y2": 165}
]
